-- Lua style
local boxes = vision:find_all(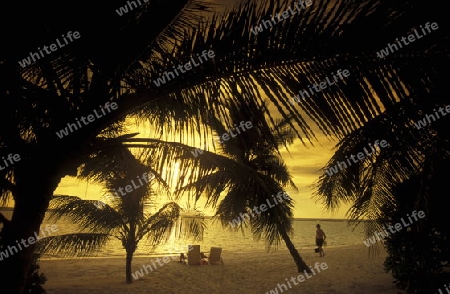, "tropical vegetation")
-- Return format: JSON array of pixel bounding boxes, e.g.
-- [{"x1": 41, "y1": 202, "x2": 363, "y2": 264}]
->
[
  {"x1": 40, "y1": 147, "x2": 204, "y2": 283},
  {"x1": 0, "y1": 0, "x2": 448, "y2": 293}
]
